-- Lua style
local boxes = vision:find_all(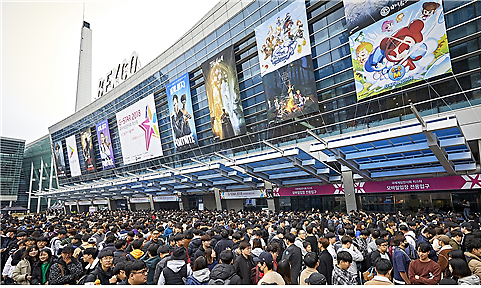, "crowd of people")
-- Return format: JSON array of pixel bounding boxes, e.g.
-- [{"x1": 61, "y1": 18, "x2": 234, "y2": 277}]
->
[{"x1": 1, "y1": 208, "x2": 481, "y2": 285}]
